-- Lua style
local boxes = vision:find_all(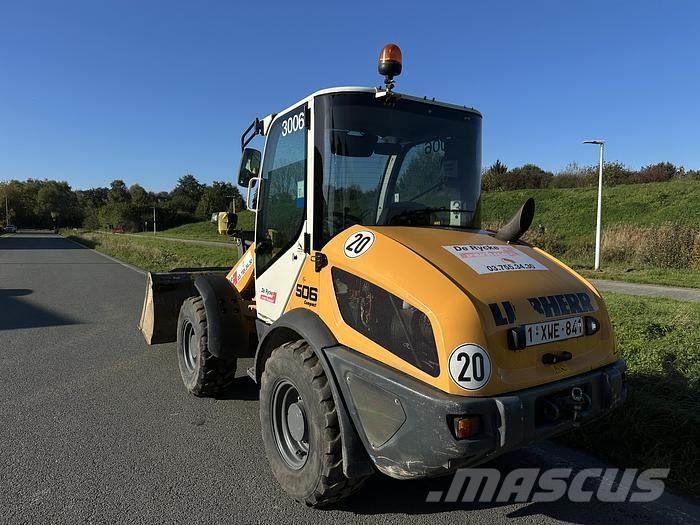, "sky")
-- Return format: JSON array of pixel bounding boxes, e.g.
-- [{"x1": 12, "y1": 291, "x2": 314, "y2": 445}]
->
[{"x1": 1, "y1": 1, "x2": 699, "y2": 192}]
